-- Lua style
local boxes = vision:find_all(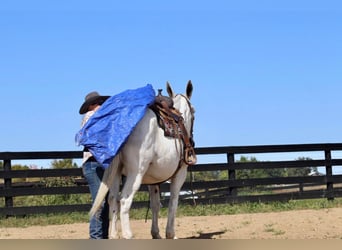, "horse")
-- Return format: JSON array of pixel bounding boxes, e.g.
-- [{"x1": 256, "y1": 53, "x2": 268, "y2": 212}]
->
[{"x1": 89, "y1": 81, "x2": 195, "y2": 239}]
